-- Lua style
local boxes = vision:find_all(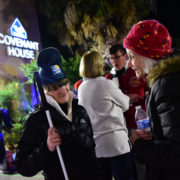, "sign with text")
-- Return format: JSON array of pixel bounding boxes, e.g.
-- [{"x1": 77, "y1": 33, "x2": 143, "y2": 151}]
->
[{"x1": 0, "y1": 18, "x2": 39, "y2": 59}]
